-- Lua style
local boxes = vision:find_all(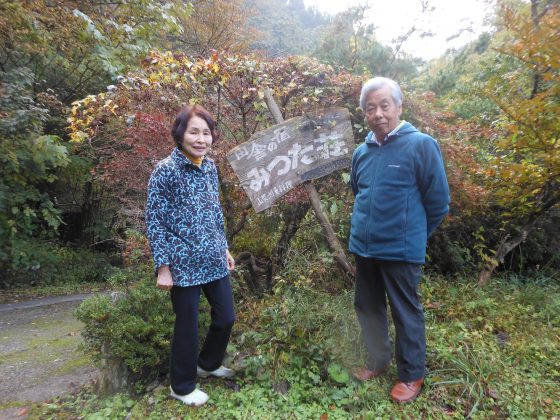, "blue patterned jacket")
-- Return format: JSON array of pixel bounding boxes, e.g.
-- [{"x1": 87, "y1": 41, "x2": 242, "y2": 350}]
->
[{"x1": 145, "y1": 148, "x2": 229, "y2": 287}]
